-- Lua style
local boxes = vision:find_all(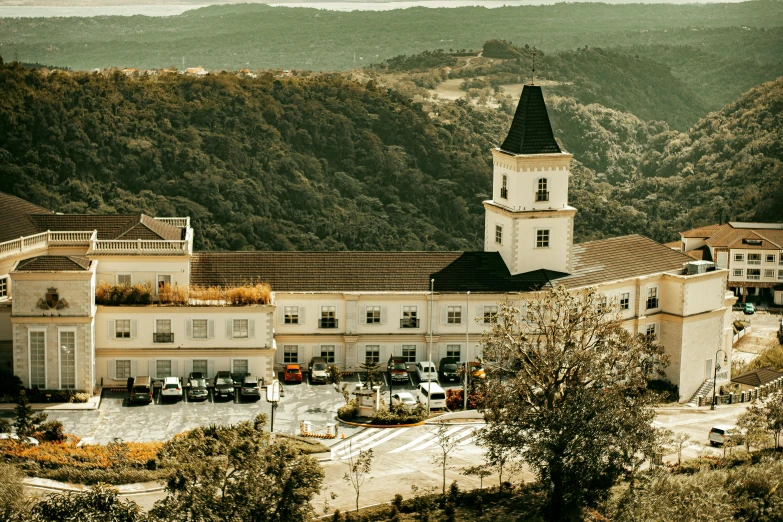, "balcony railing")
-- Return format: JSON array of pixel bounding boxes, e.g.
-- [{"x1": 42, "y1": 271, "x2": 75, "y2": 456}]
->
[
  {"x1": 318, "y1": 318, "x2": 338, "y2": 329},
  {"x1": 500, "y1": 187, "x2": 508, "y2": 199},
  {"x1": 535, "y1": 190, "x2": 549, "y2": 202},
  {"x1": 400, "y1": 317, "x2": 420, "y2": 329},
  {"x1": 646, "y1": 298, "x2": 659, "y2": 310},
  {"x1": 154, "y1": 217, "x2": 191, "y2": 229},
  {"x1": 747, "y1": 259, "x2": 762, "y2": 265},
  {"x1": 747, "y1": 275, "x2": 761, "y2": 281},
  {"x1": 153, "y1": 332, "x2": 174, "y2": 343},
  {"x1": 90, "y1": 239, "x2": 189, "y2": 255}
]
